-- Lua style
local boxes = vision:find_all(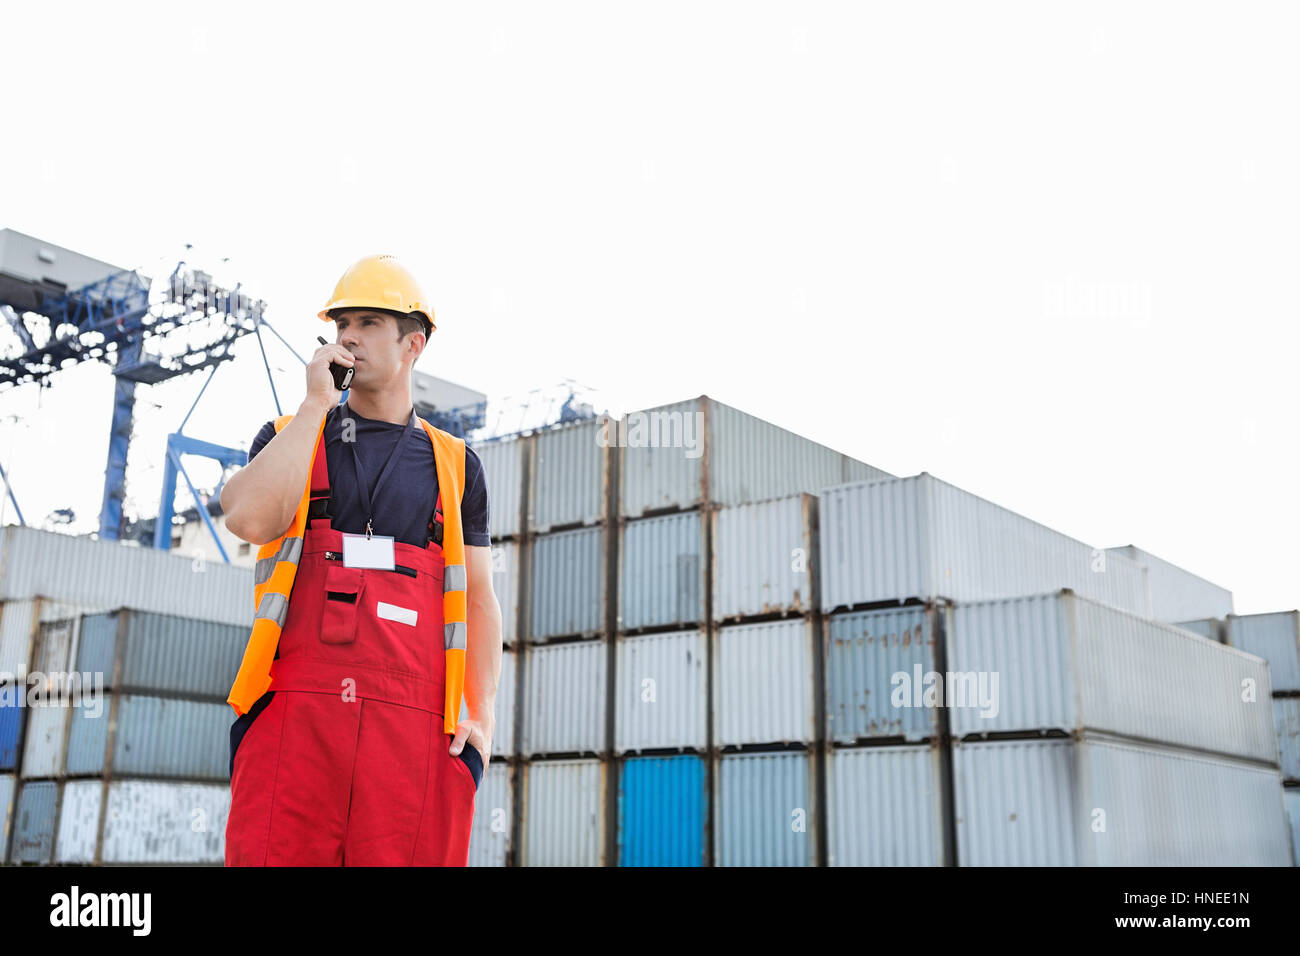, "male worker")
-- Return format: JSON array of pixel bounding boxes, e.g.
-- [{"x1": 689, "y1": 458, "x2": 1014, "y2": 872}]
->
[{"x1": 220, "y1": 254, "x2": 501, "y2": 866}]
